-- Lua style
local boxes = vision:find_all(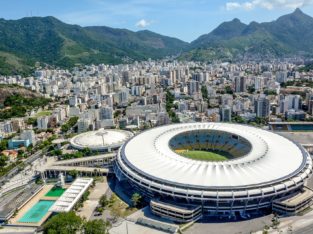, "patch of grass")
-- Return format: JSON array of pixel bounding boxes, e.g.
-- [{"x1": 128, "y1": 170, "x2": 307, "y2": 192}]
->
[
  {"x1": 178, "y1": 150, "x2": 229, "y2": 162},
  {"x1": 35, "y1": 110, "x2": 52, "y2": 117},
  {"x1": 108, "y1": 194, "x2": 137, "y2": 218}
]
